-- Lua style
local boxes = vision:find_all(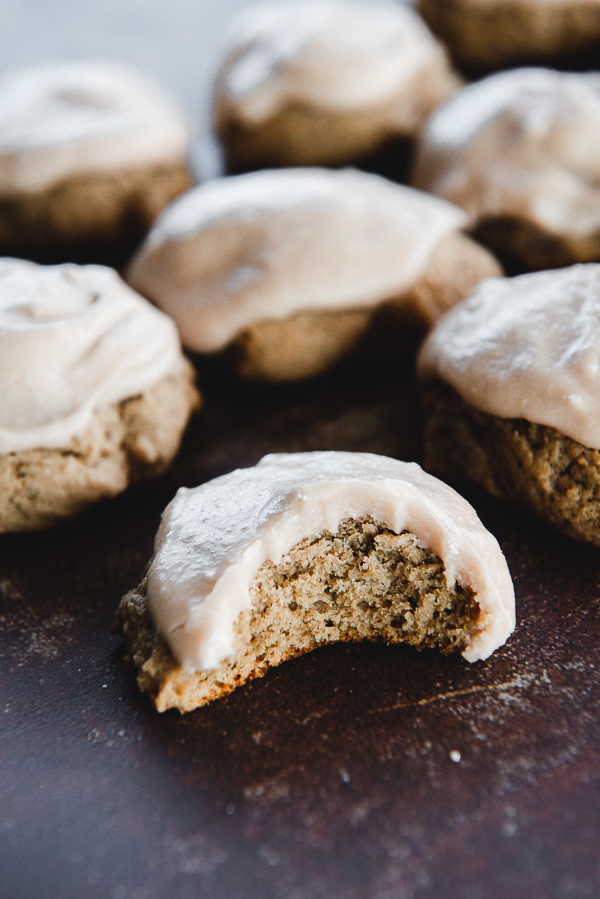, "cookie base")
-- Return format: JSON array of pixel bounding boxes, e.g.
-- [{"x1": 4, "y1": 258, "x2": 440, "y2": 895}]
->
[
  {"x1": 0, "y1": 361, "x2": 200, "y2": 533},
  {"x1": 422, "y1": 379, "x2": 600, "y2": 545},
  {"x1": 418, "y1": 0, "x2": 600, "y2": 73},
  {"x1": 0, "y1": 159, "x2": 193, "y2": 254}
]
